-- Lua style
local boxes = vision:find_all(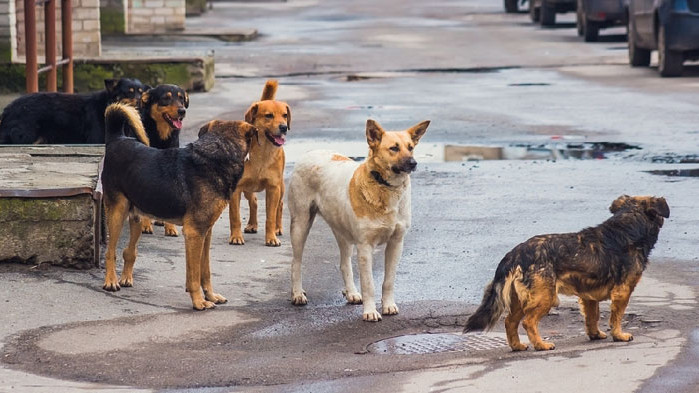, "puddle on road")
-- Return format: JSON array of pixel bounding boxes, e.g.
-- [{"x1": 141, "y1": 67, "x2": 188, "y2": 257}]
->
[
  {"x1": 367, "y1": 333, "x2": 509, "y2": 355},
  {"x1": 646, "y1": 168, "x2": 699, "y2": 177},
  {"x1": 284, "y1": 140, "x2": 641, "y2": 163}
]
